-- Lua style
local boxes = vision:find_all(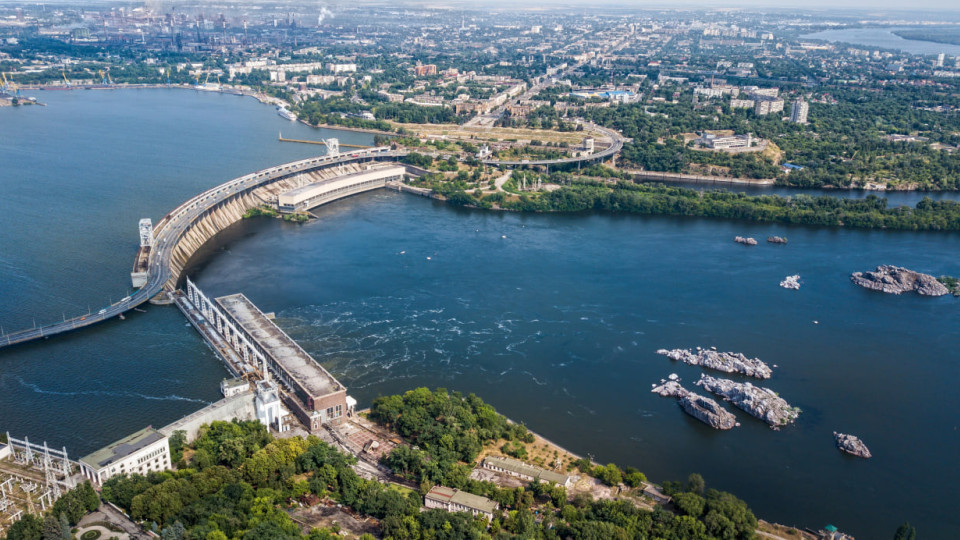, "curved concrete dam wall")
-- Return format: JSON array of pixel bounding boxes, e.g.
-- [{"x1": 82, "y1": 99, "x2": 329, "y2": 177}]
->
[{"x1": 164, "y1": 160, "x2": 386, "y2": 290}]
